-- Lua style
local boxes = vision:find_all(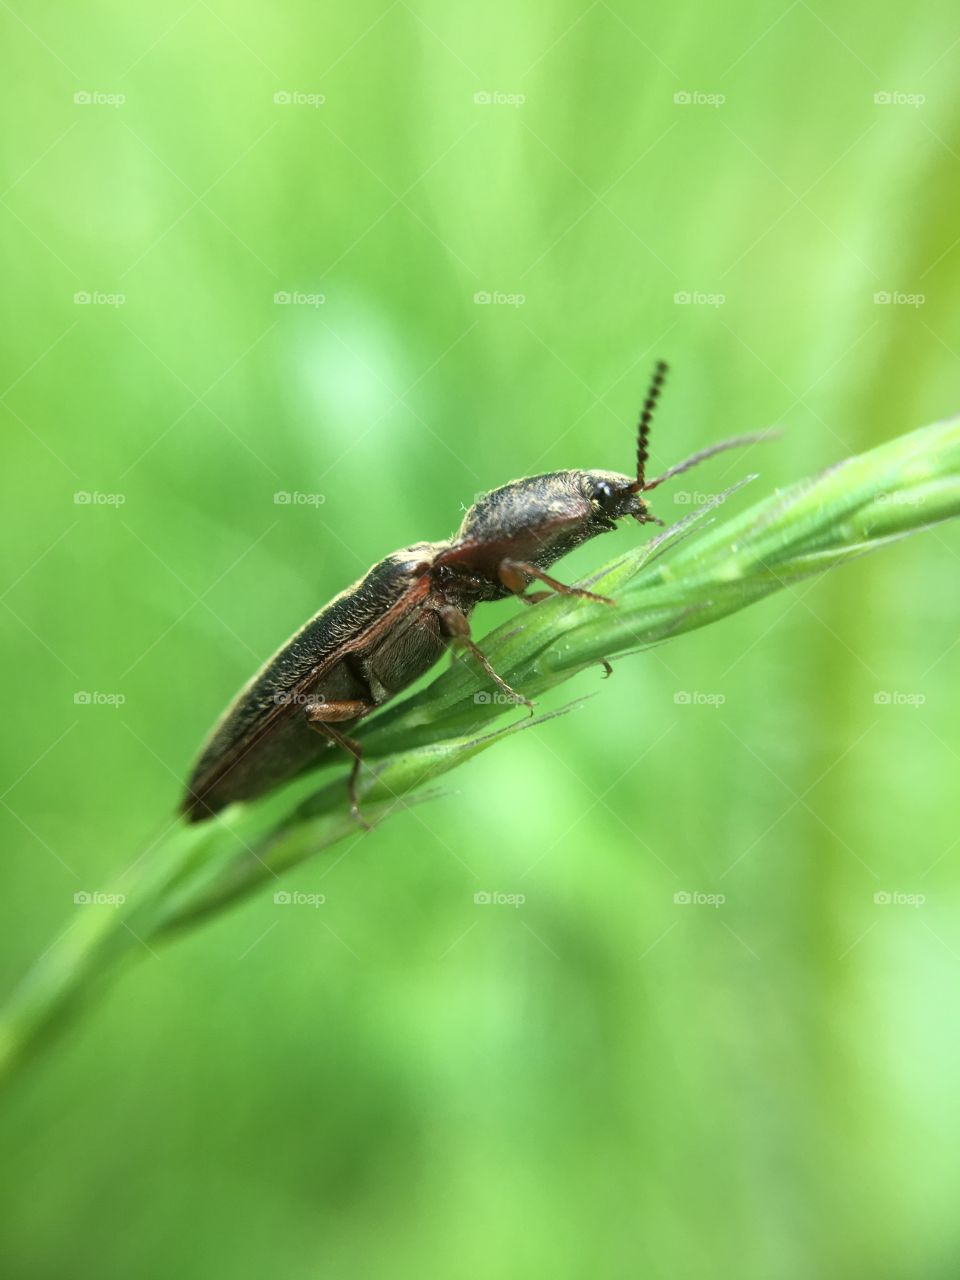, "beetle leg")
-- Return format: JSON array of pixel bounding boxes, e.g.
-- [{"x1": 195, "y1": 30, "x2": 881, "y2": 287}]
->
[
  {"x1": 304, "y1": 699, "x2": 376, "y2": 828},
  {"x1": 498, "y1": 558, "x2": 616, "y2": 606},
  {"x1": 305, "y1": 699, "x2": 373, "y2": 723},
  {"x1": 437, "y1": 604, "x2": 533, "y2": 709}
]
